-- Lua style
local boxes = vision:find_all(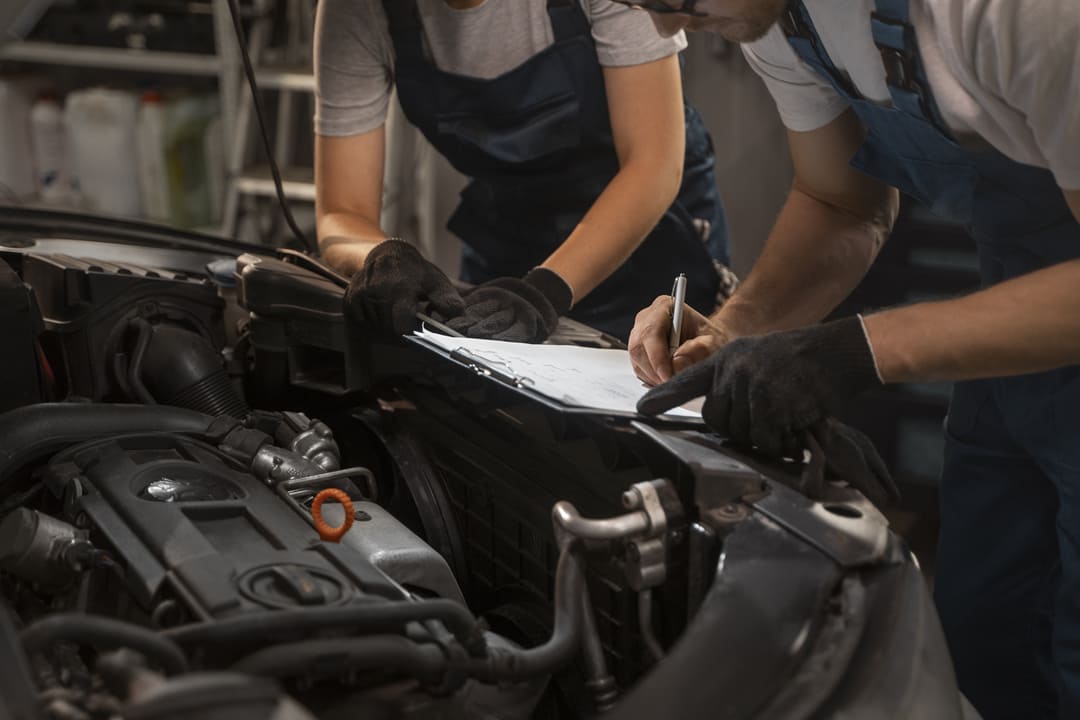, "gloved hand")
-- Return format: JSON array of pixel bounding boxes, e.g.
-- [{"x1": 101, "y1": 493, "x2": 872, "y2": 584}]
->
[
  {"x1": 802, "y1": 419, "x2": 900, "y2": 509},
  {"x1": 446, "y1": 267, "x2": 573, "y2": 343},
  {"x1": 637, "y1": 316, "x2": 883, "y2": 457},
  {"x1": 343, "y1": 239, "x2": 465, "y2": 336}
]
